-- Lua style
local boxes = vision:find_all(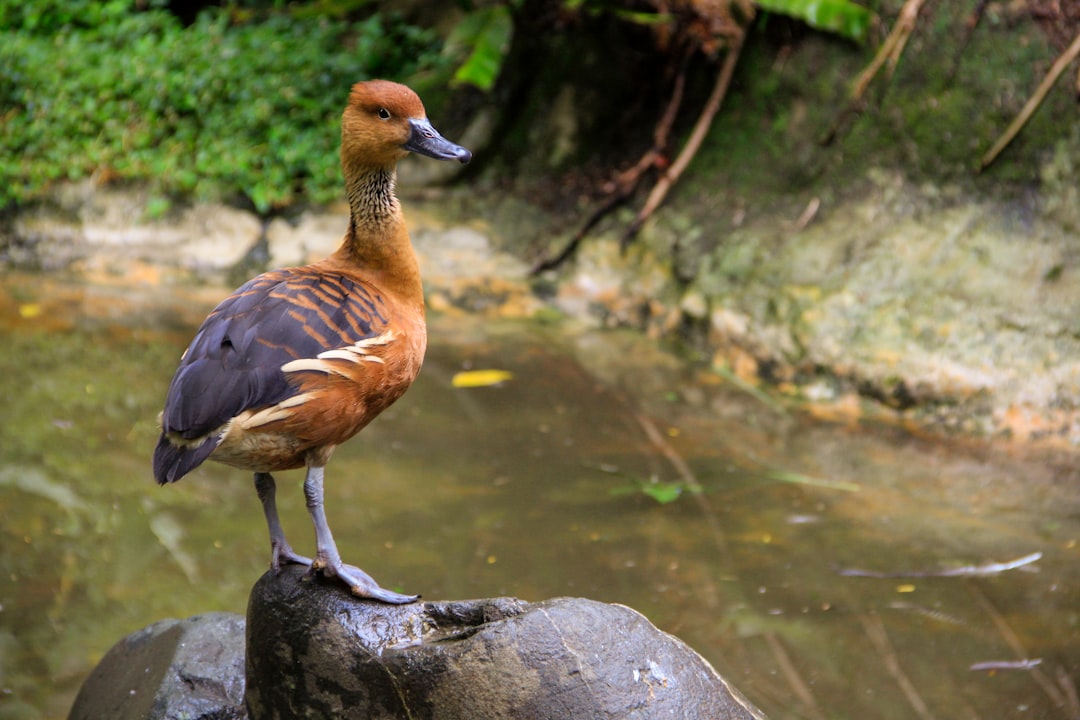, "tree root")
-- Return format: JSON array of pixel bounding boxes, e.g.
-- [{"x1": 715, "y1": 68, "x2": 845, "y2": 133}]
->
[
  {"x1": 823, "y1": 0, "x2": 927, "y2": 146},
  {"x1": 530, "y1": 18, "x2": 749, "y2": 274},
  {"x1": 621, "y1": 27, "x2": 745, "y2": 249},
  {"x1": 980, "y1": 29, "x2": 1080, "y2": 170},
  {"x1": 529, "y1": 47, "x2": 690, "y2": 275}
]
